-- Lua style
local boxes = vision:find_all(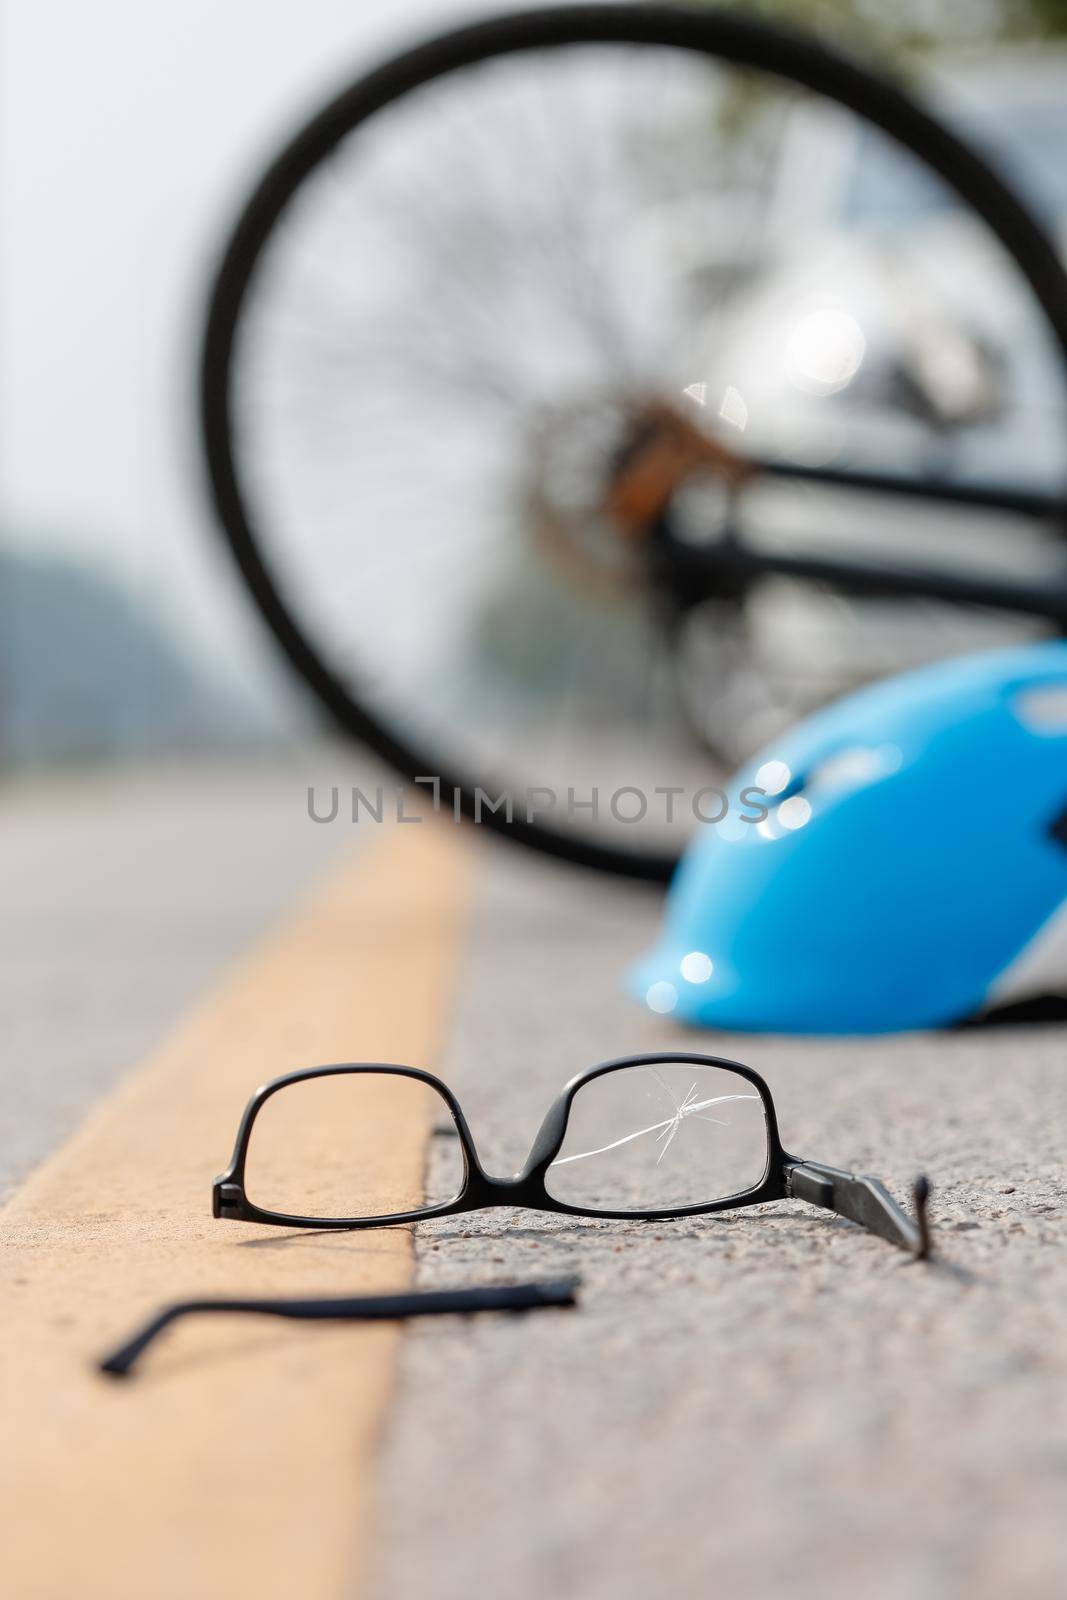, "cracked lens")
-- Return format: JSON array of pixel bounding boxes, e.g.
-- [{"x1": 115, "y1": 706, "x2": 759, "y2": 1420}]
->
[{"x1": 546, "y1": 1063, "x2": 768, "y2": 1213}]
